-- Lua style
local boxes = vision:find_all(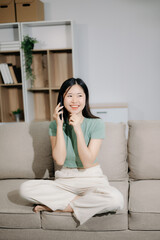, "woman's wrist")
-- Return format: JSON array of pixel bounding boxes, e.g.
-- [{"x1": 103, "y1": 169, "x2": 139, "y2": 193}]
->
[
  {"x1": 74, "y1": 124, "x2": 82, "y2": 135},
  {"x1": 57, "y1": 124, "x2": 63, "y2": 131}
]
